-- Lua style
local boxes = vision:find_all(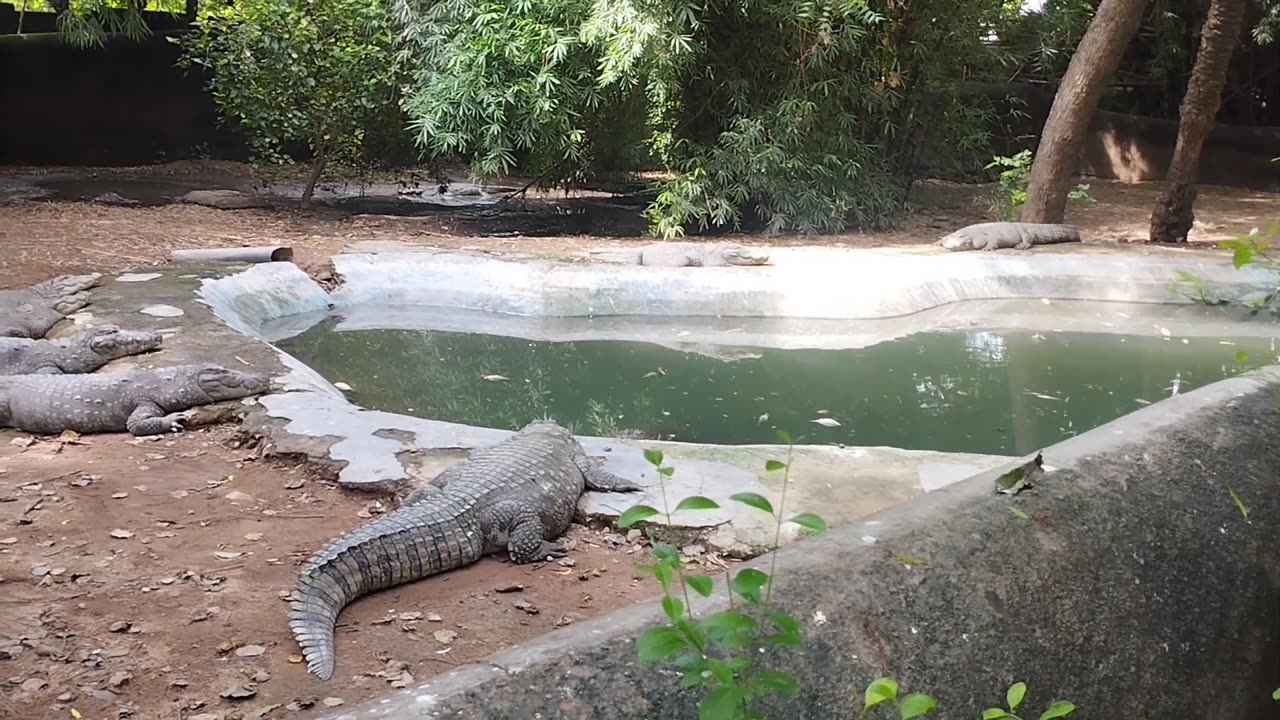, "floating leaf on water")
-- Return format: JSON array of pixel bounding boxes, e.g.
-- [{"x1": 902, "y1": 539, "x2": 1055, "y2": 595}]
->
[
  {"x1": 811, "y1": 417, "x2": 841, "y2": 428},
  {"x1": 756, "y1": 413, "x2": 769, "y2": 424},
  {"x1": 641, "y1": 367, "x2": 667, "y2": 378},
  {"x1": 333, "y1": 381, "x2": 353, "y2": 391},
  {"x1": 481, "y1": 374, "x2": 509, "y2": 382},
  {"x1": 1228, "y1": 486, "x2": 1250, "y2": 521}
]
